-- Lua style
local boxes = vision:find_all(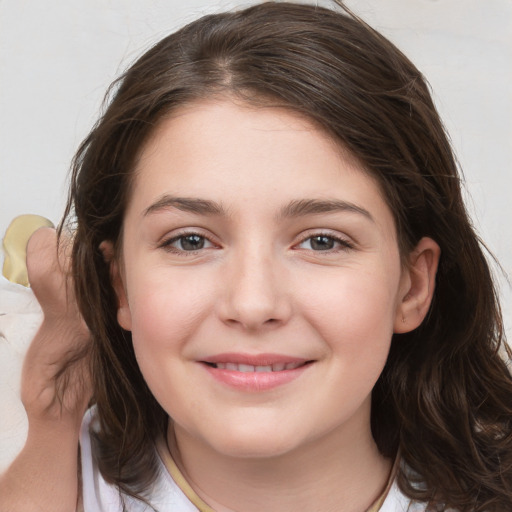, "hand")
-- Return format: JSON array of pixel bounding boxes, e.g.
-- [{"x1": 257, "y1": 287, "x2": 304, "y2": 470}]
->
[
  {"x1": 0, "y1": 227, "x2": 91, "y2": 512},
  {"x1": 22, "y1": 227, "x2": 92, "y2": 425}
]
